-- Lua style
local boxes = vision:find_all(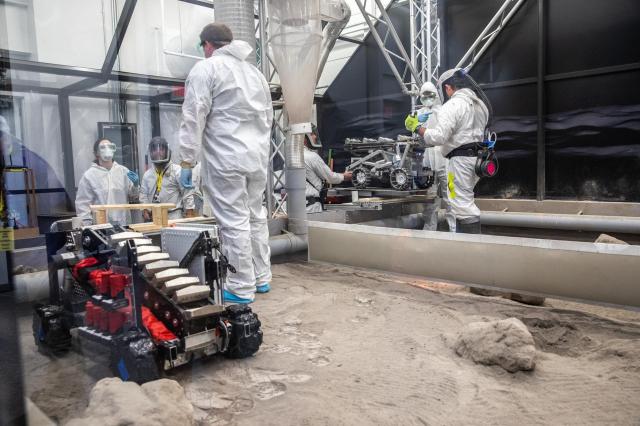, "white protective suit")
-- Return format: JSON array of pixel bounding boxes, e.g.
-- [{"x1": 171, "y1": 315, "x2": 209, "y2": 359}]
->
[
  {"x1": 191, "y1": 163, "x2": 207, "y2": 216},
  {"x1": 422, "y1": 88, "x2": 489, "y2": 222},
  {"x1": 418, "y1": 104, "x2": 456, "y2": 232},
  {"x1": 304, "y1": 148, "x2": 344, "y2": 213},
  {"x1": 139, "y1": 163, "x2": 195, "y2": 220},
  {"x1": 178, "y1": 40, "x2": 273, "y2": 301},
  {"x1": 75, "y1": 162, "x2": 138, "y2": 225}
]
